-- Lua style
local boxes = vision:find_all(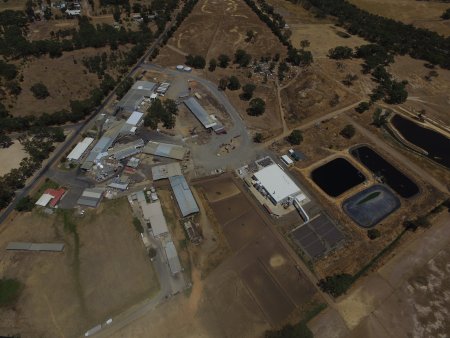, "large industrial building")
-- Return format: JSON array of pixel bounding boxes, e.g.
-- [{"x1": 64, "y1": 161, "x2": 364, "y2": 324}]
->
[
  {"x1": 253, "y1": 164, "x2": 301, "y2": 205},
  {"x1": 169, "y1": 175, "x2": 199, "y2": 217},
  {"x1": 117, "y1": 81, "x2": 156, "y2": 112},
  {"x1": 184, "y1": 97, "x2": 225, "y2": 134},
  {"x1": 67, "y1": 137, "x2": 94, "y2": 161}
]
